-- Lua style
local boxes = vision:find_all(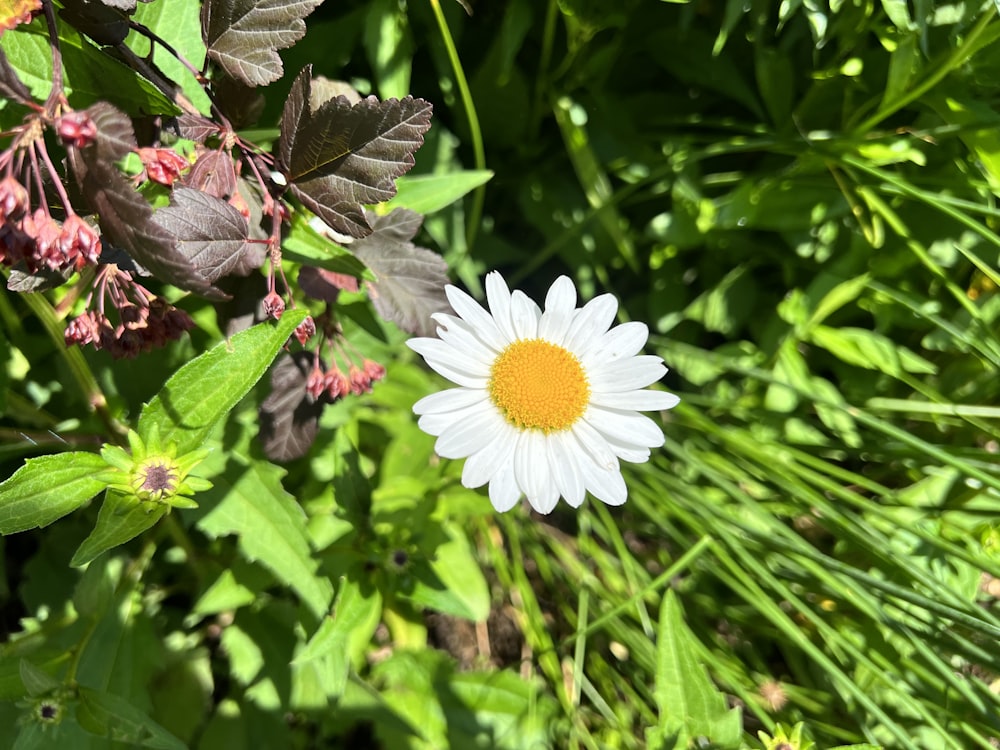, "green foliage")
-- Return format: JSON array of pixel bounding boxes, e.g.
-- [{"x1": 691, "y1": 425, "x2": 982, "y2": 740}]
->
[{"x1": 4, "y1": 0, "x2": 1000, "y2": 747}]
